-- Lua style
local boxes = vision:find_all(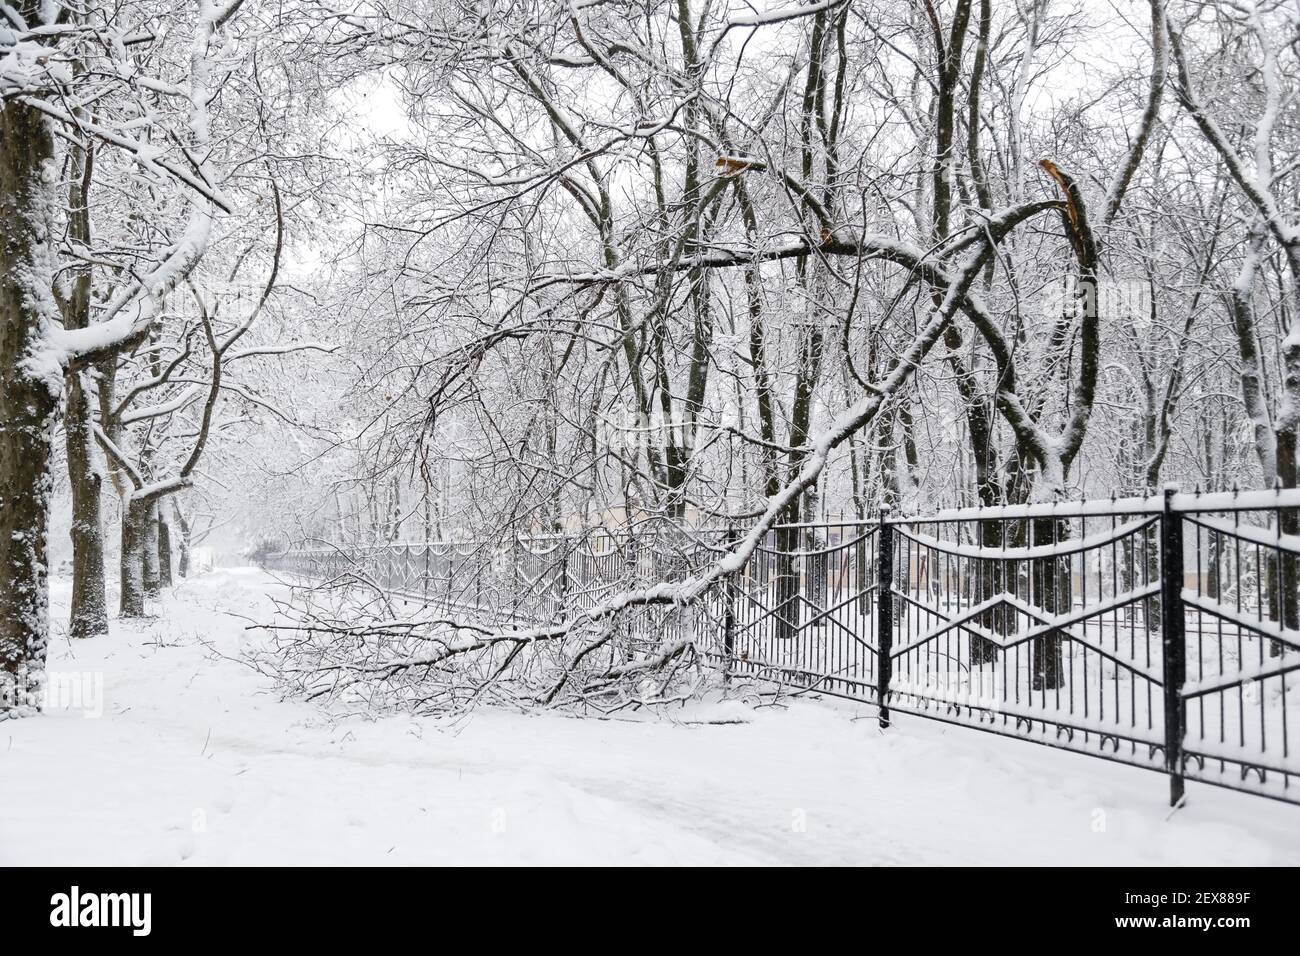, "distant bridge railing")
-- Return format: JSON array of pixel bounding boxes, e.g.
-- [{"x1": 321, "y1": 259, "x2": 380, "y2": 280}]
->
[{"x1": 266, "y1": 487, "x2": 1300, "y2": 807}]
